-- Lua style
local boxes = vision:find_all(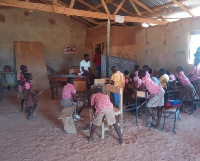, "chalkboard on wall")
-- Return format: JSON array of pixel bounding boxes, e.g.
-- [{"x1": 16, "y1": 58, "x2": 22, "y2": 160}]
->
[{"x1": 101, "y1": 55, "x2": 136, "y2": 78}]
